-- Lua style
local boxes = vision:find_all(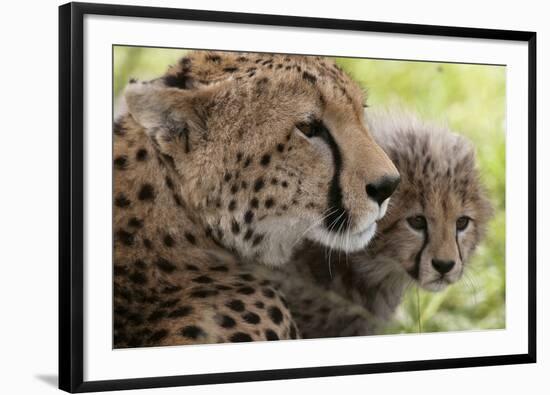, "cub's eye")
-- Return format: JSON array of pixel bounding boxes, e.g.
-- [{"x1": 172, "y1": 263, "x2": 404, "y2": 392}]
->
[
  {"x1": 296, "y1": 121, "x2": 322, "y2": 138},
  {"x1": 456, "y1": 216, "x2": 470, "y2": 231},
  {"x1": 407, "y1": 215, "x2": 427, "y2": 230}
]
